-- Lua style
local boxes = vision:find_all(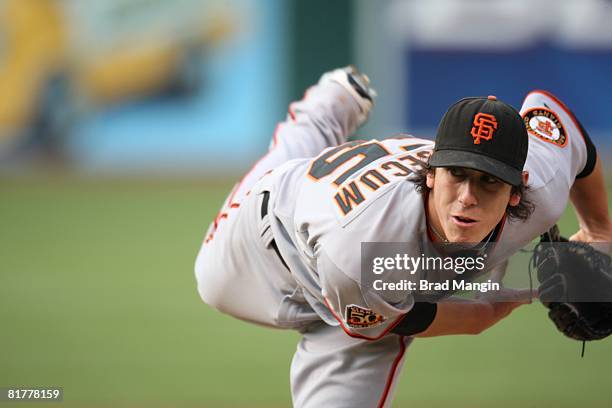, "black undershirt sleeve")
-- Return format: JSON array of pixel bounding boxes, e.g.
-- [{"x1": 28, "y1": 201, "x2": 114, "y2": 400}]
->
[
  {"x1": 573, "y1": 112, "x2": 597, "y2": 179},
  {"x1": 391, "y1": 302, "x2": 437, "y2": 336}
]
